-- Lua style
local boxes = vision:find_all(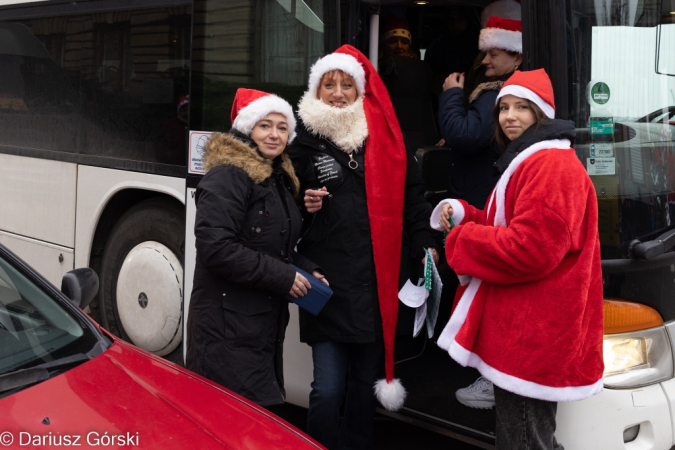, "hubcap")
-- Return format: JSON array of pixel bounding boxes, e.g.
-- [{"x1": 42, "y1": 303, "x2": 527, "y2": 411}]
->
[{"x1": 116, "y1": 241, "x2": 183, "y2": 356}]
